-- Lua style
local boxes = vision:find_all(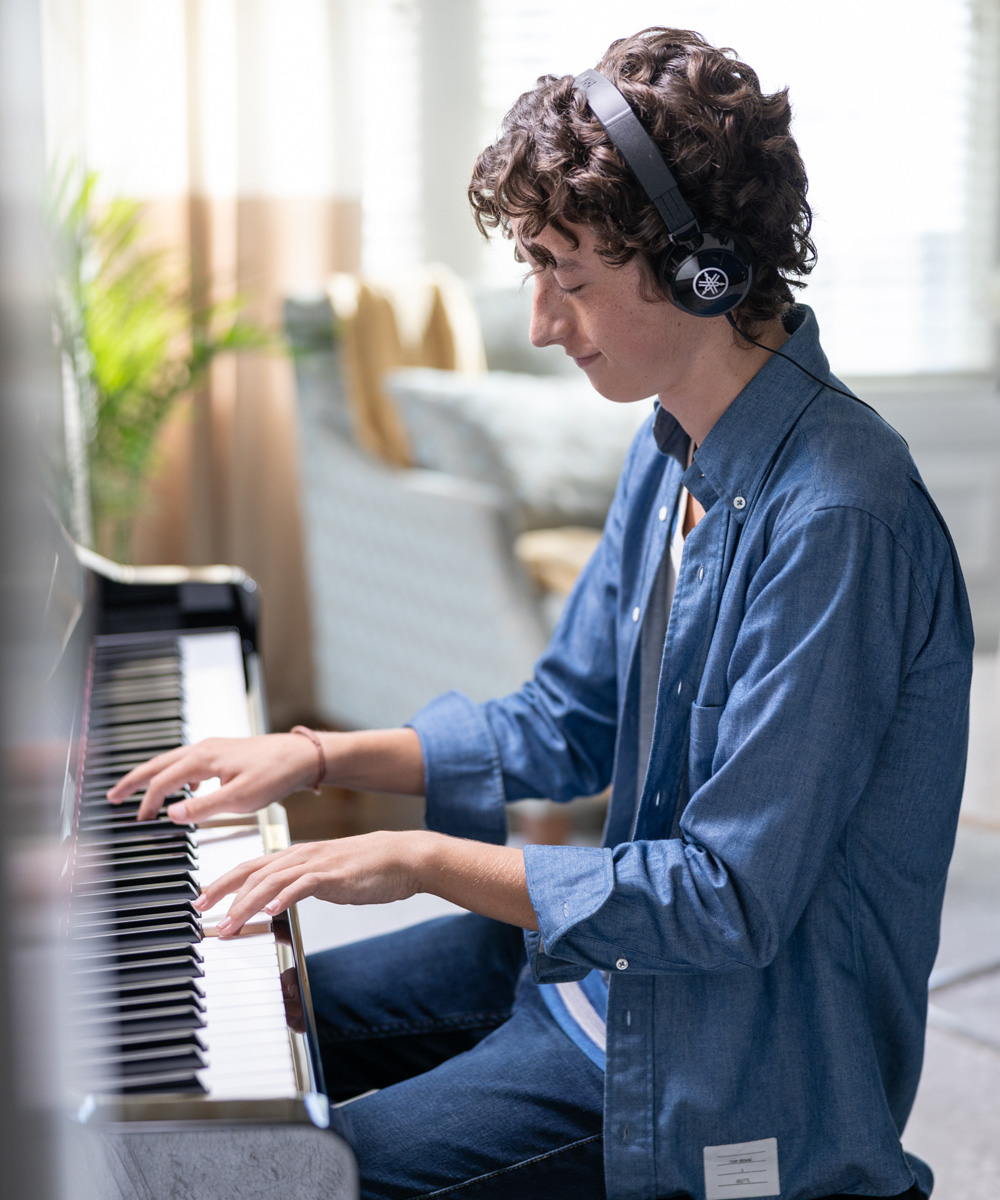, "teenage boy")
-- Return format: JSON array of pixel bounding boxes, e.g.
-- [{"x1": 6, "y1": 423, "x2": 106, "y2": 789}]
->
[{"x1": 111, "y1": 27, "x2": 972, "y2": 1200}]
